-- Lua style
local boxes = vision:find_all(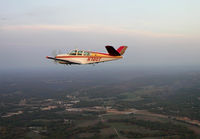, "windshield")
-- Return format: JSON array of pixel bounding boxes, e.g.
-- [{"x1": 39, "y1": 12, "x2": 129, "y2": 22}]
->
[
  {"x1": 69, "y1": 50, "x2": 77, "y2": 55},
  {"x1": 69, "y1": 50, "x2": 90, "y2": 56}
]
